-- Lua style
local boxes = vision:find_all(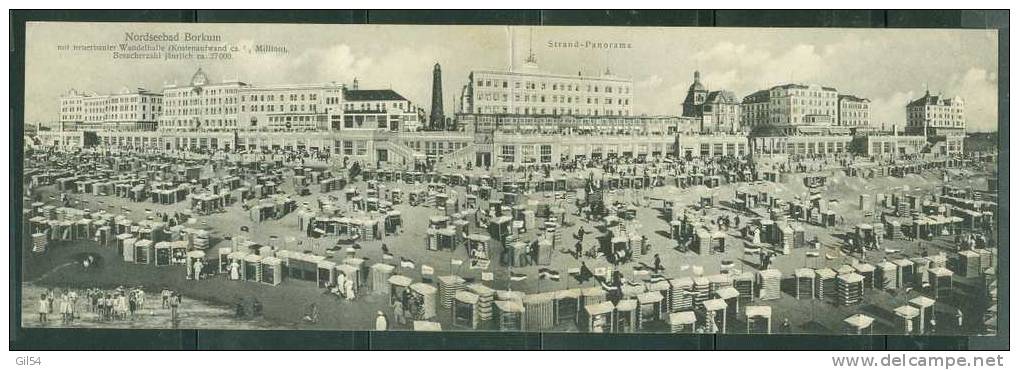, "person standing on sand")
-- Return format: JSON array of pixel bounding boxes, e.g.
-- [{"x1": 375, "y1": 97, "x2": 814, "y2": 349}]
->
[
  {"x1": 61, "y1": 291, "x2": 73, "y2": 325},
  {"x1": 193, "y1": 258, "x2": 204, "y2": 281},
  {"x1": 343, "y1": 276, "x2": 355, "y2": 301},
  {"x1": 161, "y1": 289, "x2": 171, "y2": 308},
  {"x1": 169, "y1": 292, "x2": 181, "y2": 328},
  {"x1": 375, "y1": 311, "x2": 388, "y2": 331},
  {"x1": 393, "y1": 299, "x2": 406, "y2": 326},
  {"x1": 229, "y1": 260, "x2": 240, "y2": 281},
  {"x1": 38, "y1": 293, "x2": 50, "y2": 323}
]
